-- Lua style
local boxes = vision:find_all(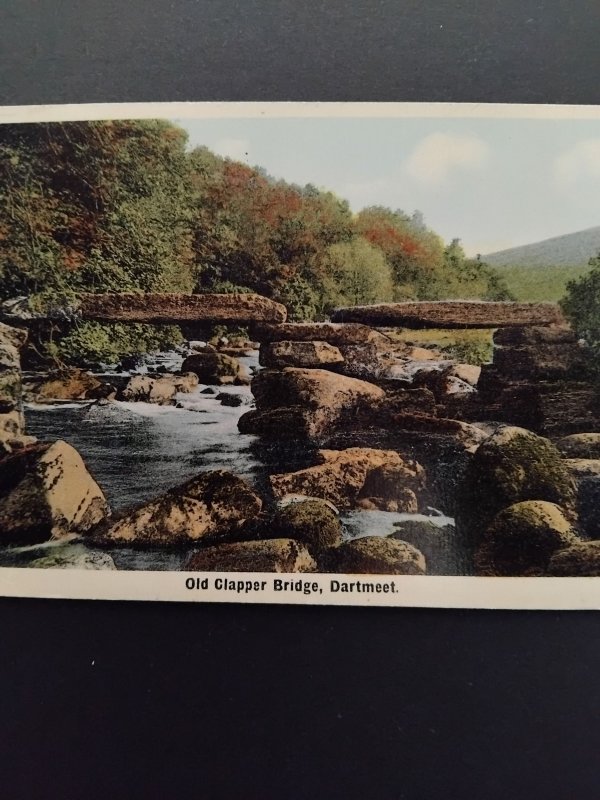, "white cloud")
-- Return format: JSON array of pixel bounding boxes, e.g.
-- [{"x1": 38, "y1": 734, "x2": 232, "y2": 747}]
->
[
  {"x1": 554, "y1": 139, "x2": 600, "y2": 183},
  {"x1": 405, "y1": 133, "x2": 490, "y2": 185},
  {"x1": 213, "y1": 137, "x2": 250, "y2": 161}
]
